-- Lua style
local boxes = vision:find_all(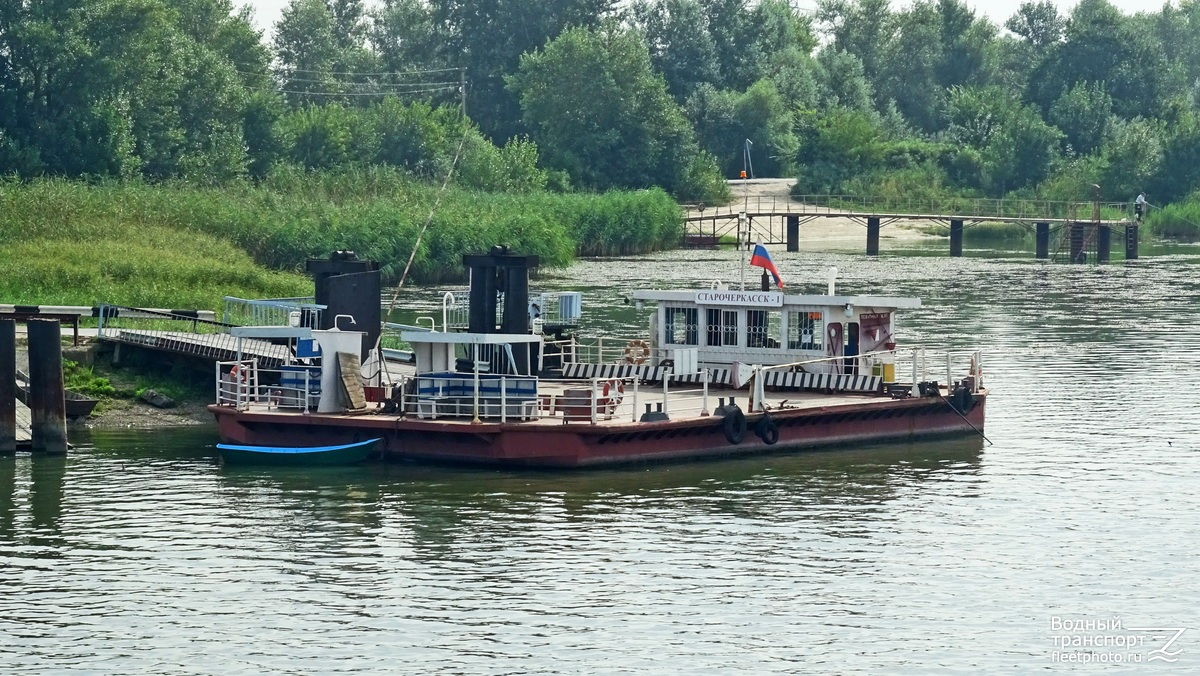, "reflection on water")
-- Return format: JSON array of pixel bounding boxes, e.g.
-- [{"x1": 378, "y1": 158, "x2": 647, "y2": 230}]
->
[{"x1": 4, "y1": 240, "x2": 1200, "y2": 672}]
